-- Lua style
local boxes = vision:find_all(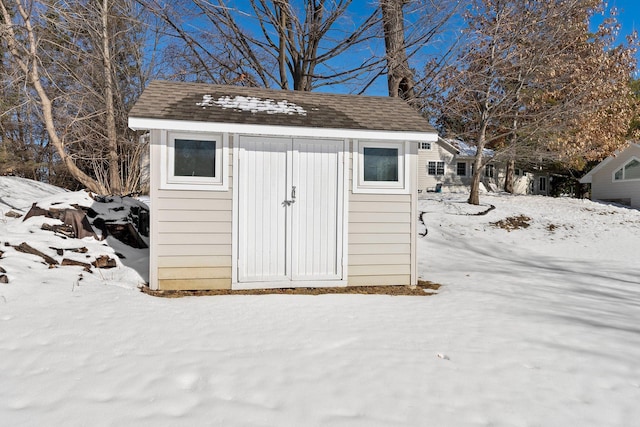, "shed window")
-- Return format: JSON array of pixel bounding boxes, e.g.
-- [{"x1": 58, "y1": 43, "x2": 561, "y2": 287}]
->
[
  {"x1": 354, "y1": 140, "x2": 409, "y2": 194},
  {"x1": 174, "y1": 139, "x2": 216, "y2": 178},
  {"x1": 428, "y1": 161, "x2": 445, "y2": 176},
  {"x1": 164, "y1": 131, "x2": 228, "y2": 191},
  {"x1": 613, "y1": 158, "x2": 640, "y2": 181},
  {"x1": 456, "y1": 162, "x2": 466, "y2": 176},
  {"x1": 363, "y1": 147, "x2": 398, "y2": 182}
]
